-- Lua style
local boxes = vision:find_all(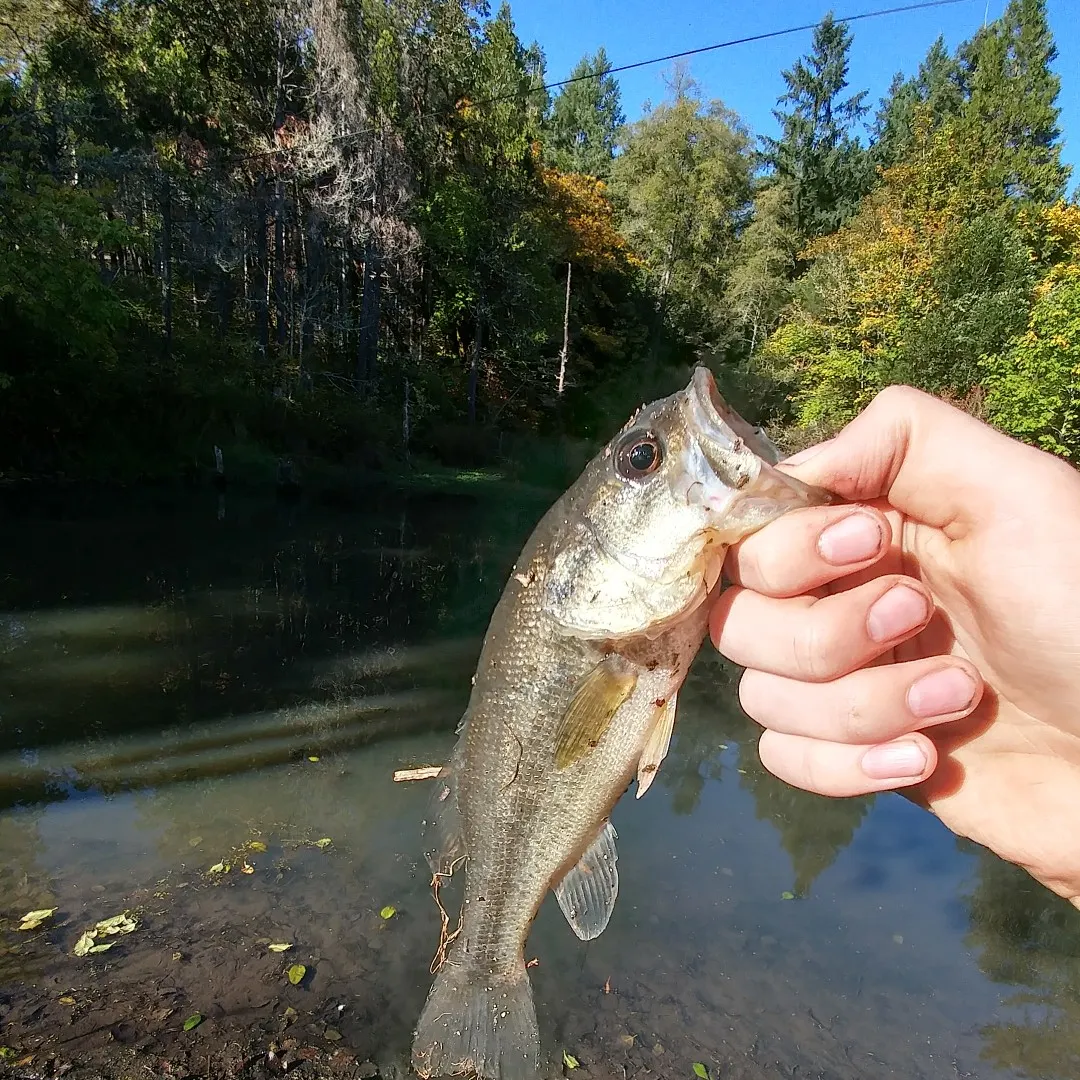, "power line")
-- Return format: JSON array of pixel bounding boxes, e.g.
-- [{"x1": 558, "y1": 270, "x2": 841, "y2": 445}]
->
[
  {"x1": 540, "y1": 0, "x2": 972, "y2": 94},
  {"x1": 233, "y1": 0, "x2": 974, "y2": 165}
]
